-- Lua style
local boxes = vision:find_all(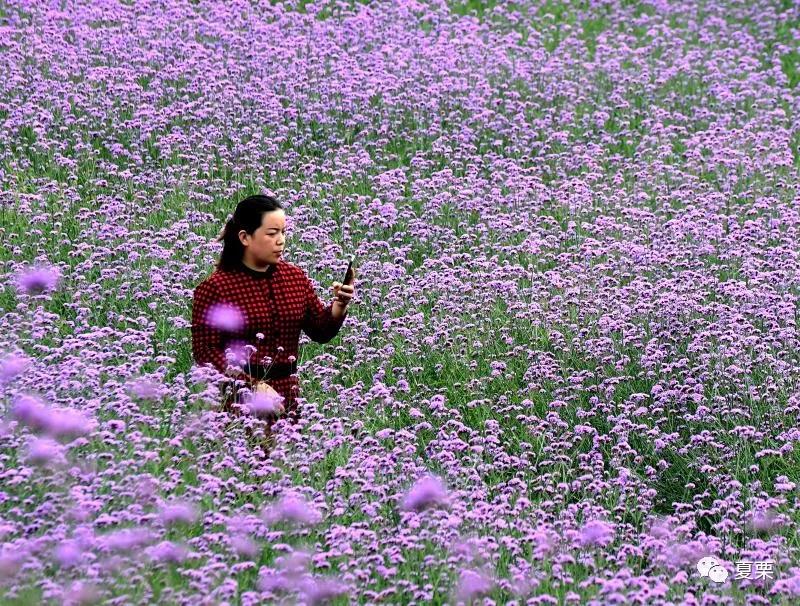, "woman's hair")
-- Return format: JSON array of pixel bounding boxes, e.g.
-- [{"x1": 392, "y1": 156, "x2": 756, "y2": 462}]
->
[{"x1": 216, "y1": 194, "x2": 283, "y2": 271}]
